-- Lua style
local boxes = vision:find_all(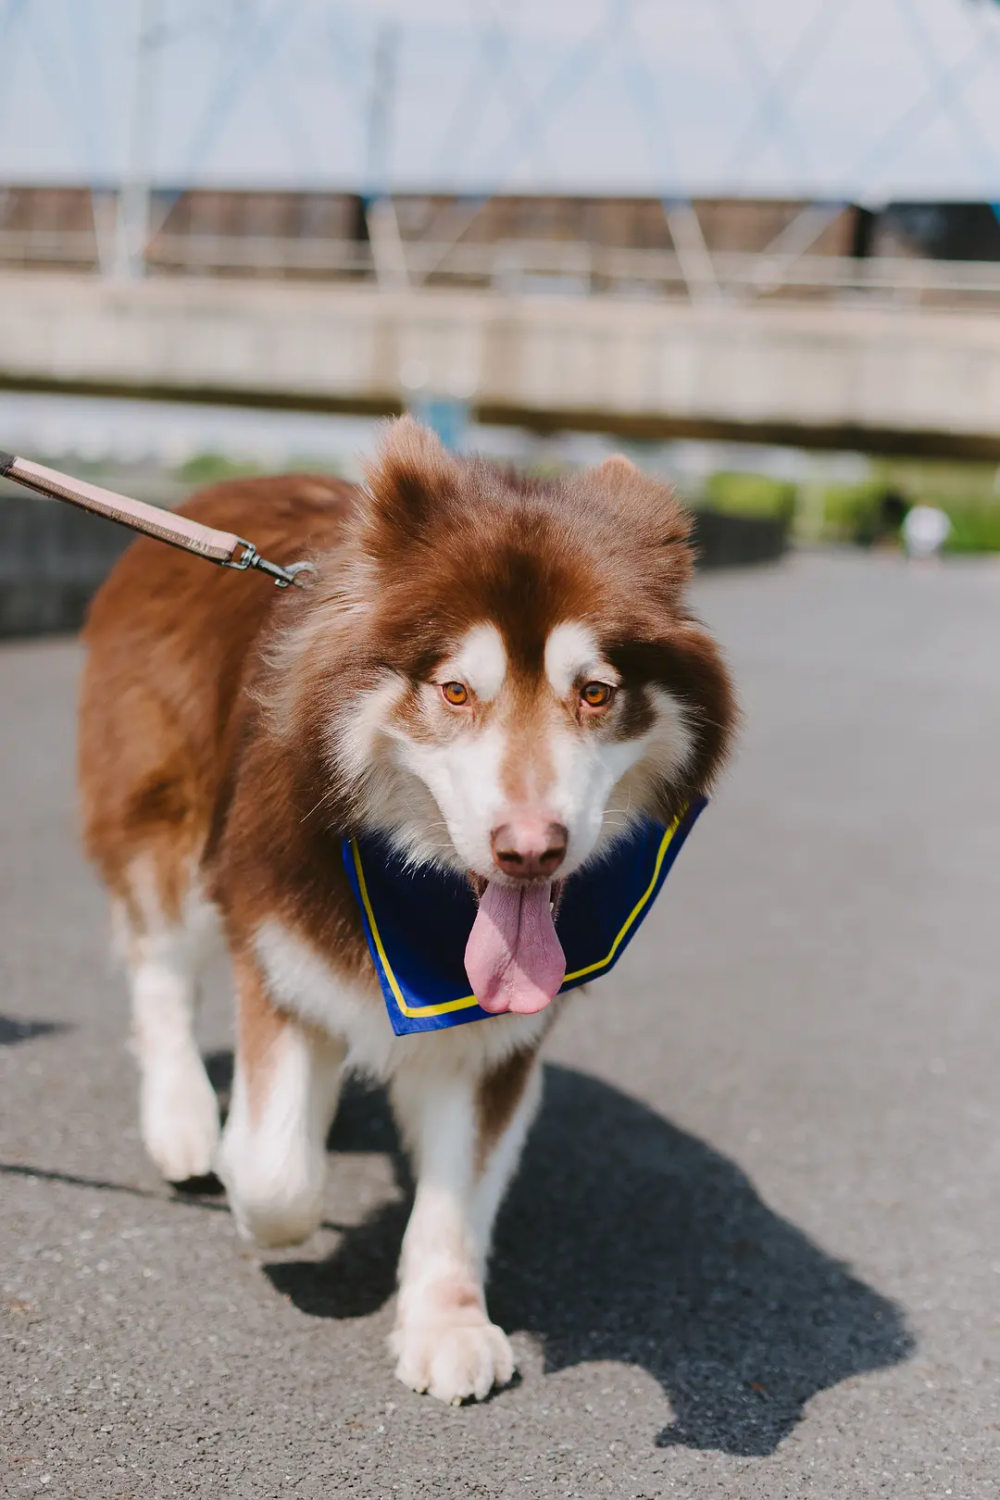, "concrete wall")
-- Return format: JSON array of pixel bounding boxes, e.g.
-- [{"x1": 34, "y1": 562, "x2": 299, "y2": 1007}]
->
[{"x1": 3, "y1": 272, "x2": 1000, "y2": 455}]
